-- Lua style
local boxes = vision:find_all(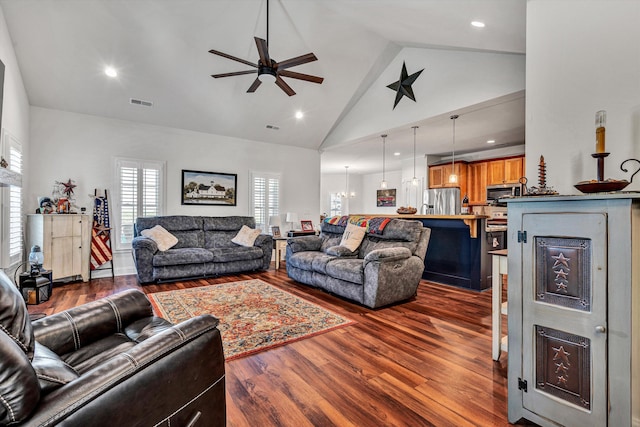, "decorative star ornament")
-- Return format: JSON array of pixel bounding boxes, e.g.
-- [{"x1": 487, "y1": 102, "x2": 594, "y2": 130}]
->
[
  {"x1": 59, "y1": 179, "x2": 77, "y2": 197},
  {"x1": 386, "y1": 61, "x2": 424, "y2": 109}
]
